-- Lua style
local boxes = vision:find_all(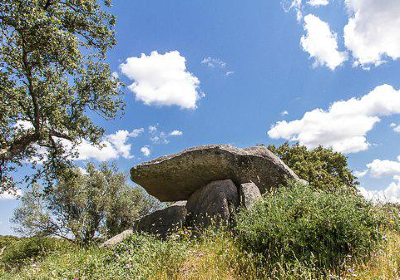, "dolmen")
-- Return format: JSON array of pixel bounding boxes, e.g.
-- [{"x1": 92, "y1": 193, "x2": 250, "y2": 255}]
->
[{"x1": 103, "y1": 144, "x2": 299, "y2": 246}]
